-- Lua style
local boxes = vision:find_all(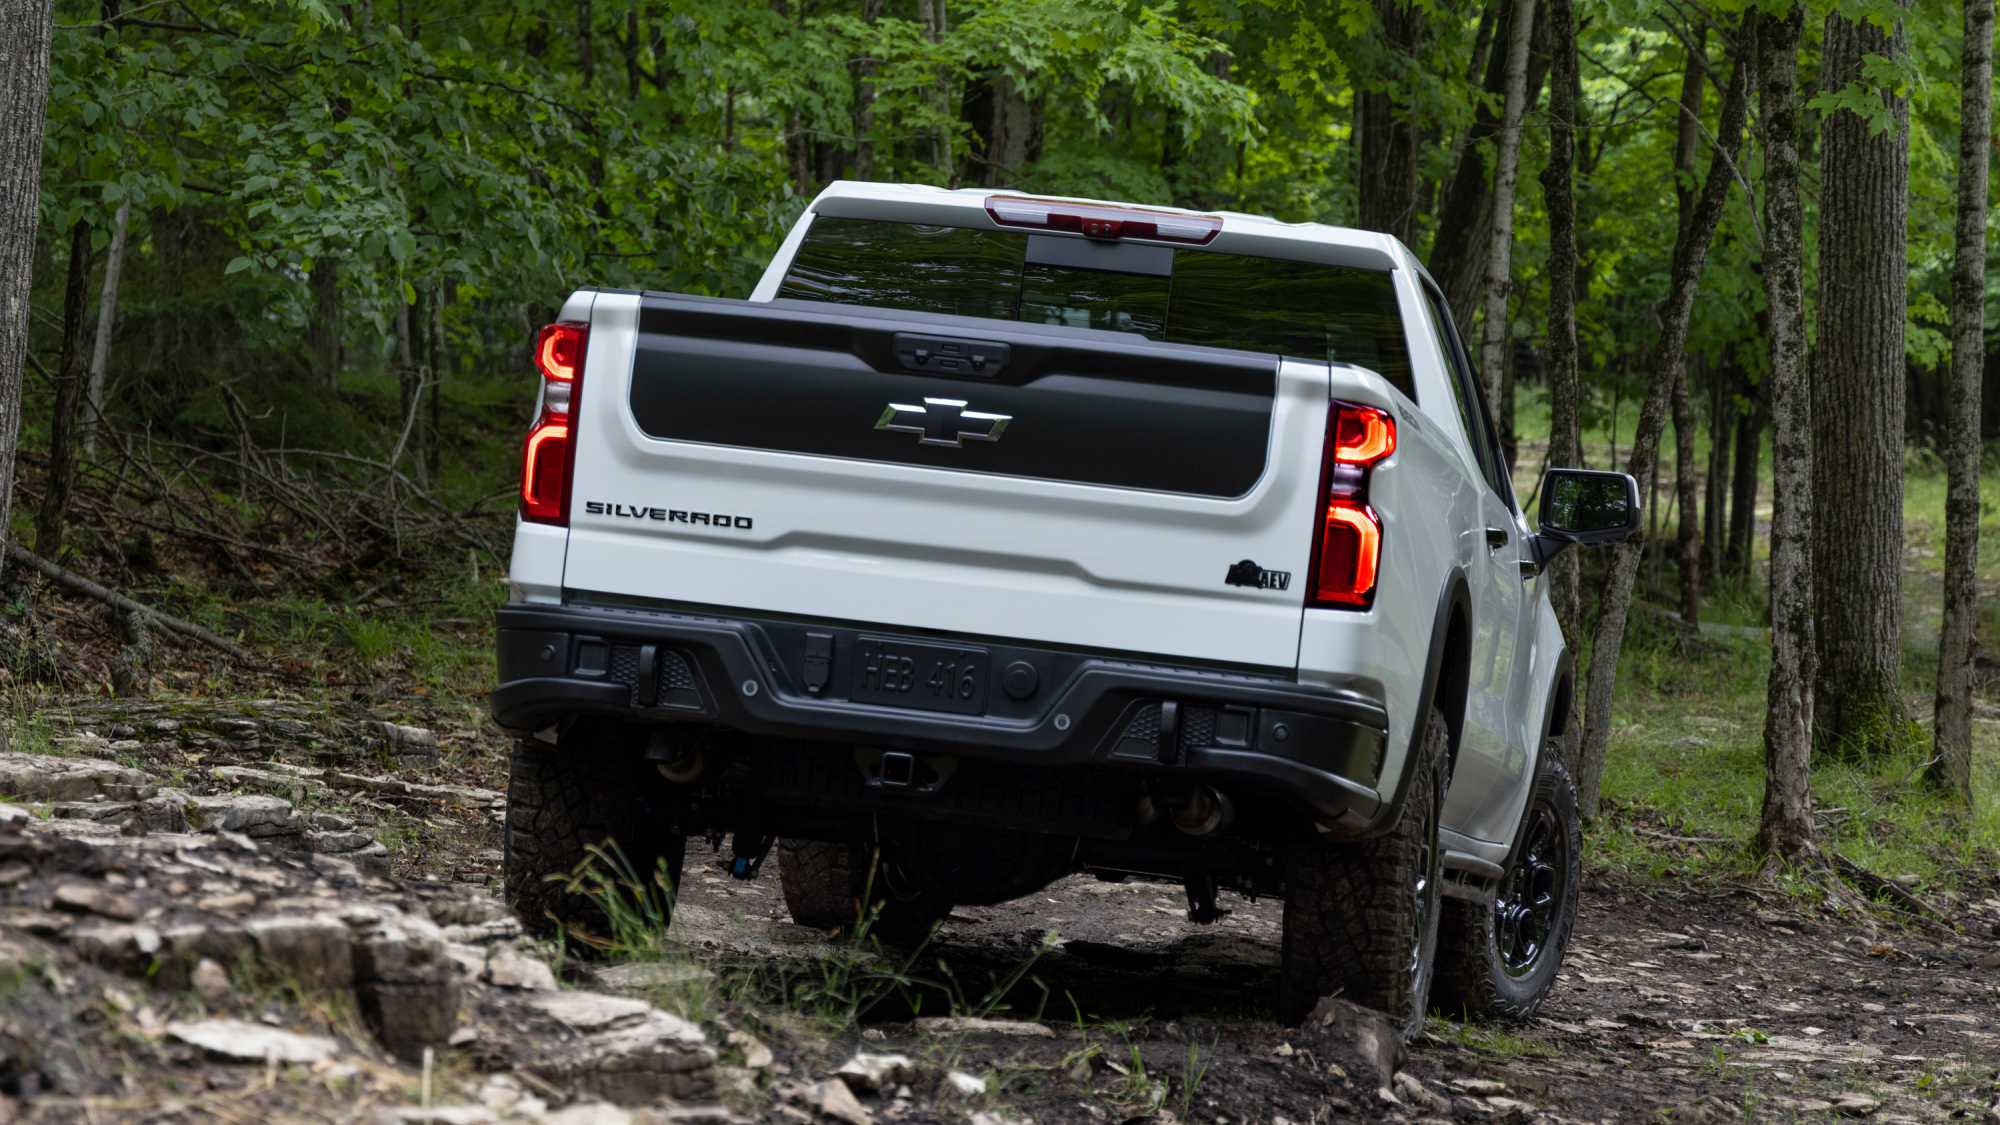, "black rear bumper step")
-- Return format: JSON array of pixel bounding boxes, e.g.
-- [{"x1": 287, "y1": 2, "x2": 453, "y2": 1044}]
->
[{"x1": 492, "y1": 601, "x2": 1398, "y2": 834}]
